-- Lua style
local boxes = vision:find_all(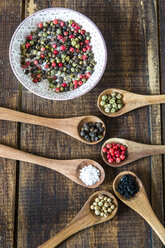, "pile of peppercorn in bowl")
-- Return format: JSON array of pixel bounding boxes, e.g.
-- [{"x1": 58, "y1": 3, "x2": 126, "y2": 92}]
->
[{"x1": 9, "y1": 8, "x2": 107, "y2": 100}]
